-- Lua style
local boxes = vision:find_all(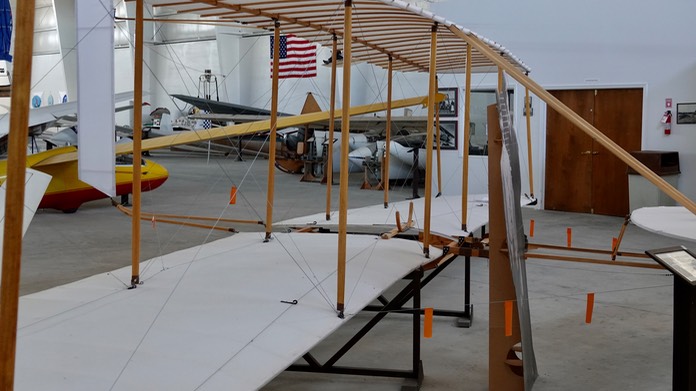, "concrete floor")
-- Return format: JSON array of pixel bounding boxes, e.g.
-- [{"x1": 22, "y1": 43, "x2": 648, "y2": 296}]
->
[{"x1": 19, "y1": 151, "x2": 696, "y2": 390}]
